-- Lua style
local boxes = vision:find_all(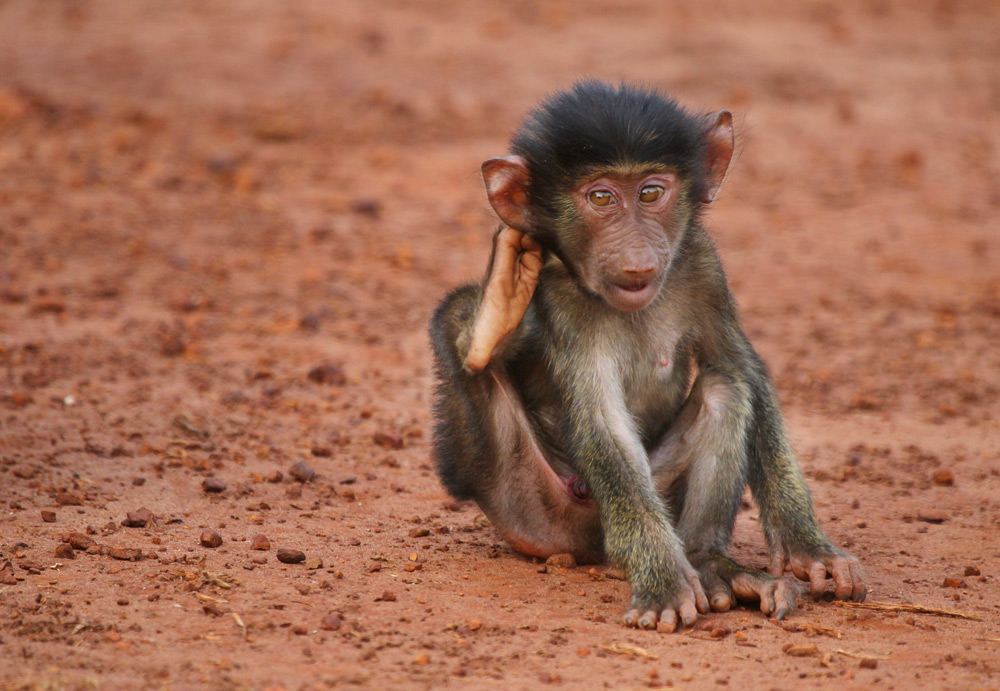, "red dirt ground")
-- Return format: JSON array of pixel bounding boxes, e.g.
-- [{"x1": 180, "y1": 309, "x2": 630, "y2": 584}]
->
[{"x1": 1, "y1": 1, "x2": 999, "y2": 689}]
